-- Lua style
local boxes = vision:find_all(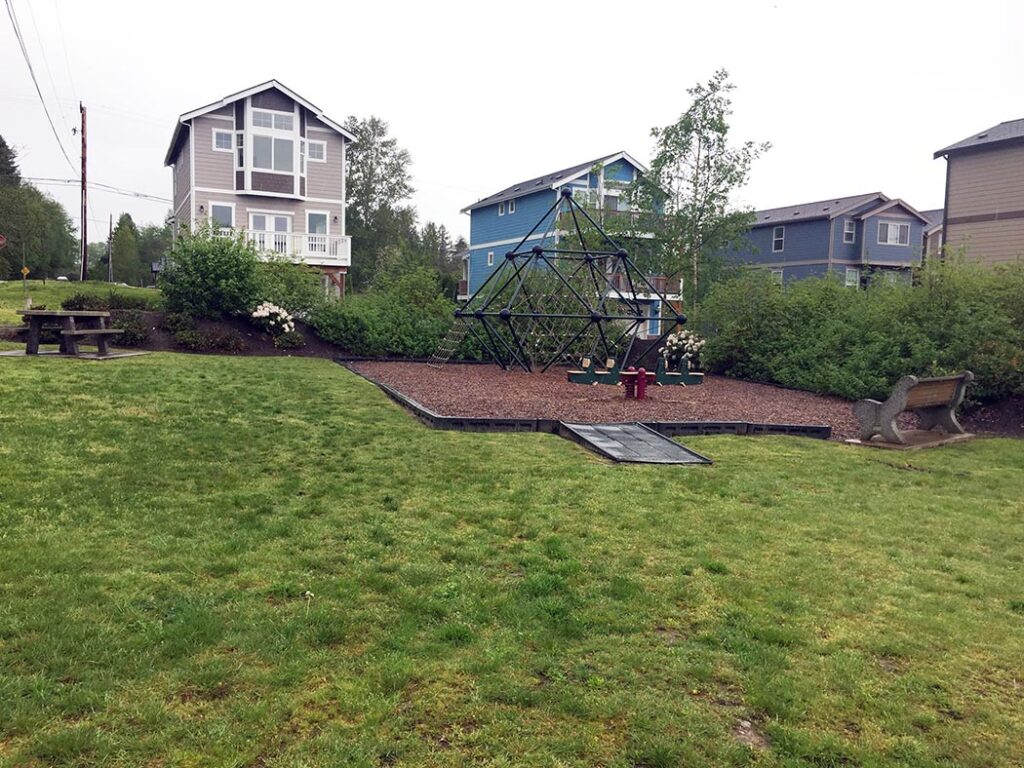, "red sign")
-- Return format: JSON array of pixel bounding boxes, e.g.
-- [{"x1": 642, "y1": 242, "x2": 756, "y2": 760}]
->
[{"x1": 0, "y1": 234, "x2": 7, "y2": 250}]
